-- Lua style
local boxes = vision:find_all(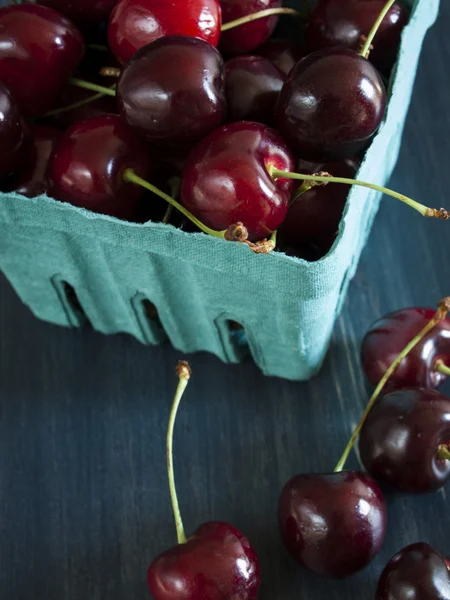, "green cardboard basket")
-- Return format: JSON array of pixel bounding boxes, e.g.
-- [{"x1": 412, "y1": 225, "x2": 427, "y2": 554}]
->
[{"x1": 0, "y1": 0, "x2": 440, "y2": 380}]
